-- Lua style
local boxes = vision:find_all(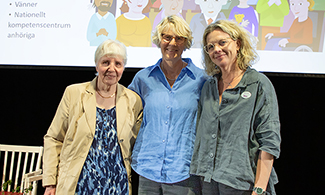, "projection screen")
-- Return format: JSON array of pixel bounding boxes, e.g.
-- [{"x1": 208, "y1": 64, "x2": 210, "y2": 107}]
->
[{"x1": 1, "y1": 0, "x2": 324, "y2": 74}]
